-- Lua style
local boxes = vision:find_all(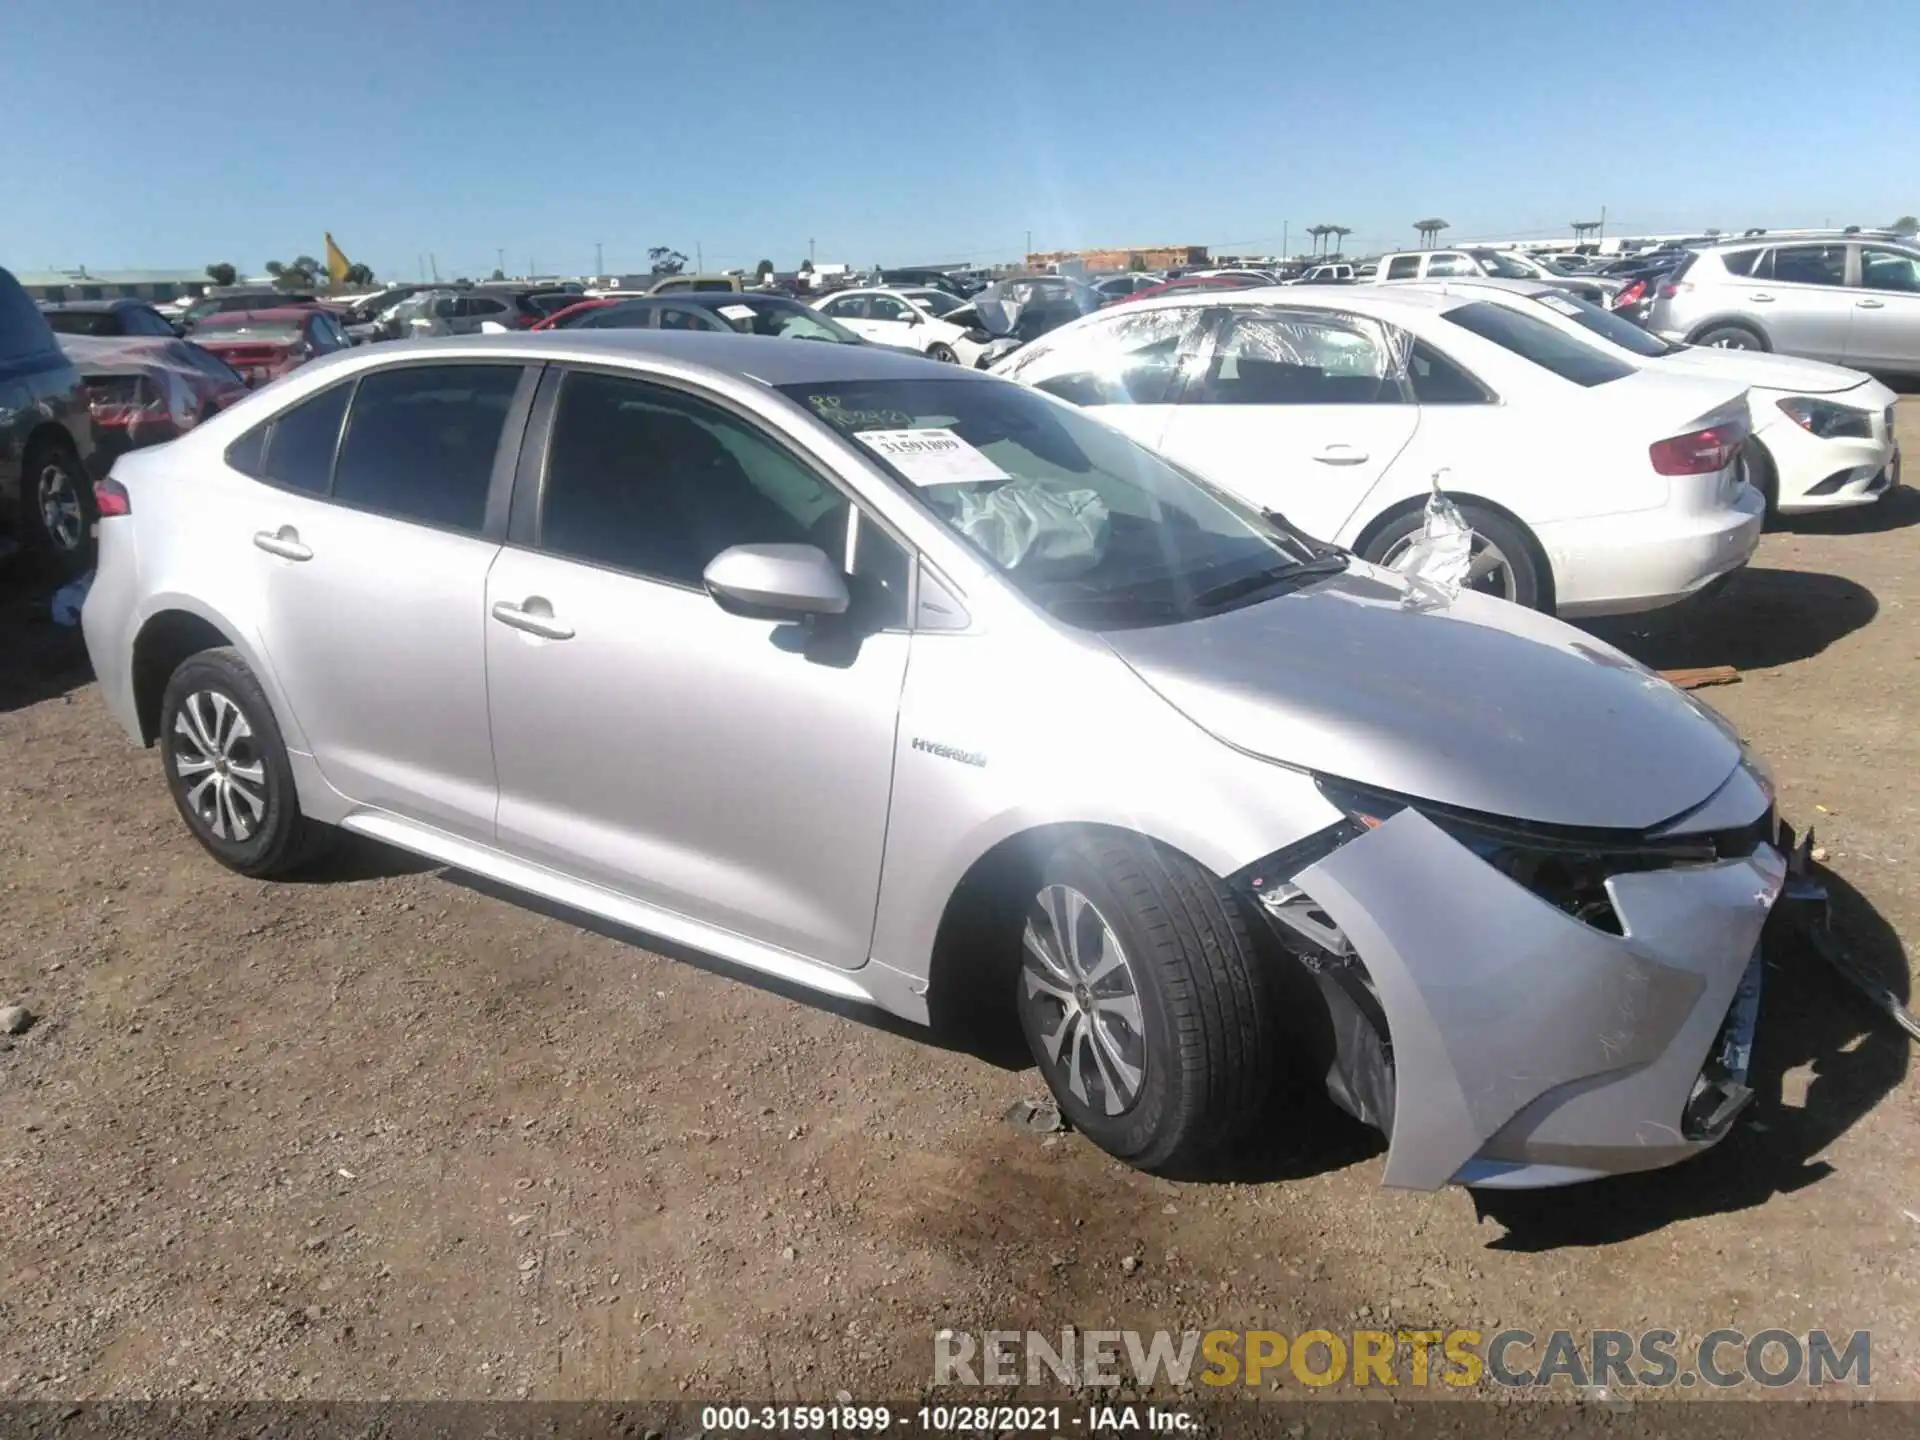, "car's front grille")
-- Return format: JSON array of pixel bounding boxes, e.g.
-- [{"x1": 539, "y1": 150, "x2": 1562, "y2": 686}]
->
[{"x1": 1682, "y1": 948, "x2": 1763, "y2": 1140}]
